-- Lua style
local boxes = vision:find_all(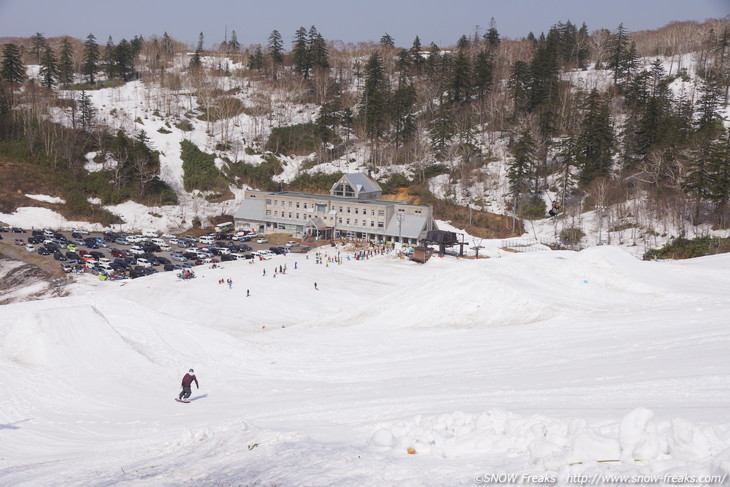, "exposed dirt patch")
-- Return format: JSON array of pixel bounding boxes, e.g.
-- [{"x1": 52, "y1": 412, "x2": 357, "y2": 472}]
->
[
  {"x1": 0, "y1": 240, "x2": 67, "y2": 280},
  {"x1": 0, "y1": 160, "x2": 65, "y2": 214}
]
